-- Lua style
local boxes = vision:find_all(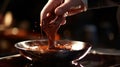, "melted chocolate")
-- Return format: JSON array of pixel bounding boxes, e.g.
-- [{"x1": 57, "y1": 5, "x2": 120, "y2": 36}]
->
[{"x1": 41, "y1": 13, "x2": 63, "y2": 49}]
